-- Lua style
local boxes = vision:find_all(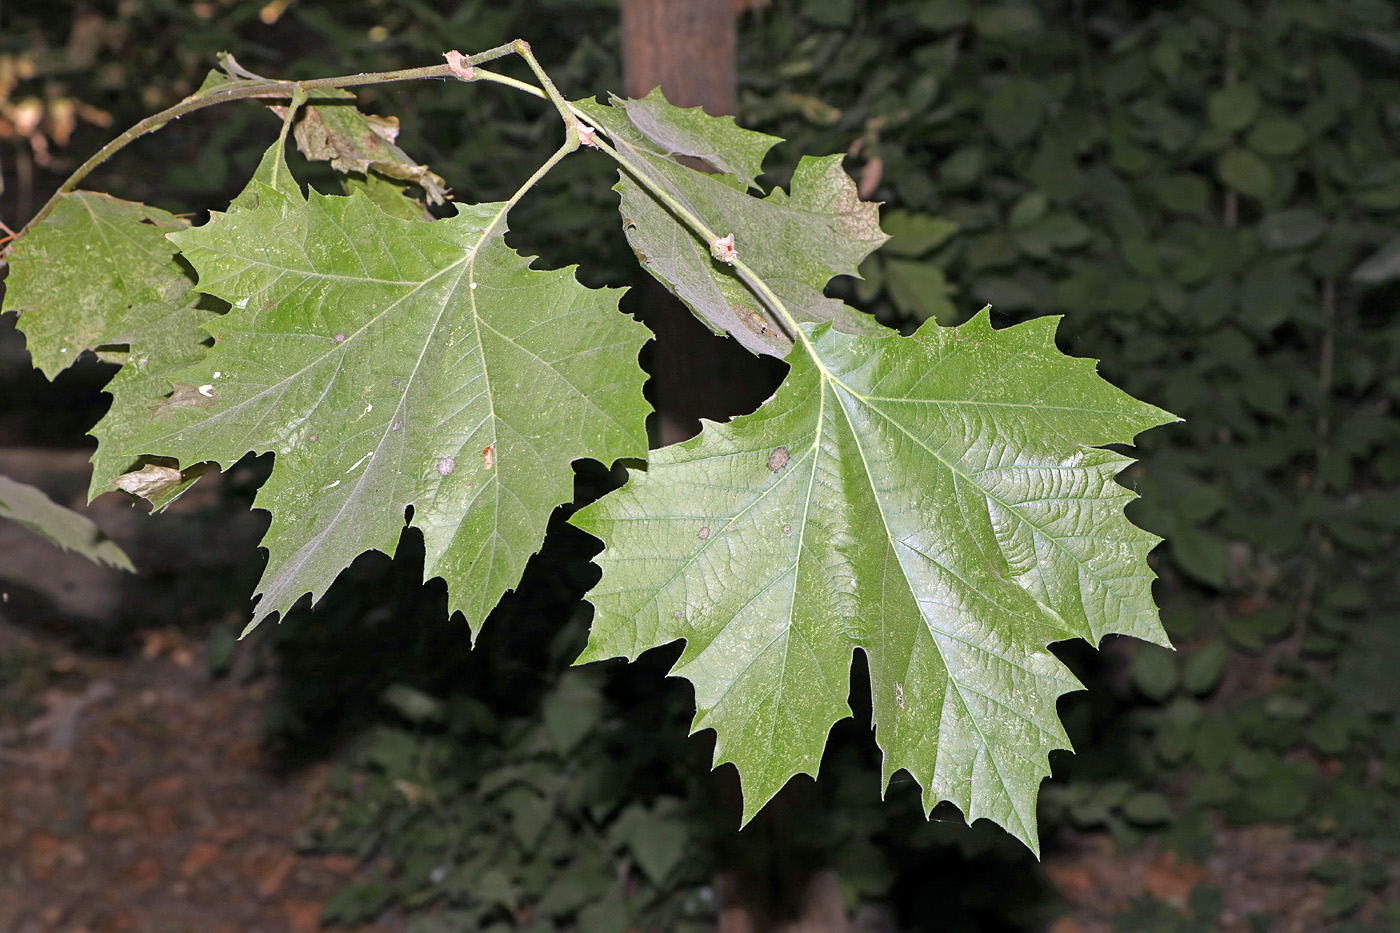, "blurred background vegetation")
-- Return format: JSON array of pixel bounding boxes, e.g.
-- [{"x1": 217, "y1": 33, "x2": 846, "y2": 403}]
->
[{"x1": 2, "y1": 1, "x2": 1399, "y2": 931}]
